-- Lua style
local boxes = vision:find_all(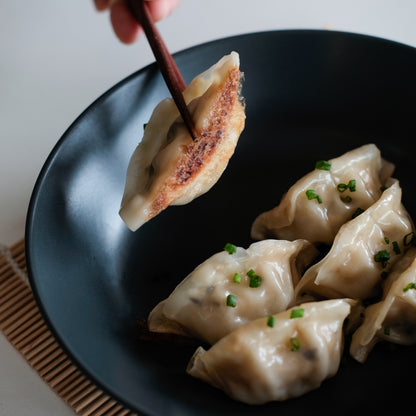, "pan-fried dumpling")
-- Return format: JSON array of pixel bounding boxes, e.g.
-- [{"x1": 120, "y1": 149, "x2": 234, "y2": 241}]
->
[
  {"x1": 148, "y1": 239, "x2": 318, "y2": 345},
  {"x1": 295, "y1": 180, "x2": 414, "y2": 301},
  {"x1": 251, "y1": 144, "x2": 395, "y2": 244},
  {"x1": 120, "y1": 52, "x2": 246, "y2": 231},
  {"x1": 350, "y1": 247, "x2": 416, "y2": 362},
  {"x1": 187, "y1": 299, "x2": 355, "y2": 404}
]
